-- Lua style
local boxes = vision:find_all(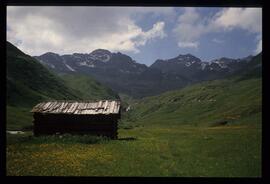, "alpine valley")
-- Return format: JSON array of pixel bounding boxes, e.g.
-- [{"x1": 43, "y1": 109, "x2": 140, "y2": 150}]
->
[
  {"x1": 6, "y1": 41, "x2": 262, "y2": 177},
  {"x1": 6, "y1": 6, "x2": 262, "y2": 177}
]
